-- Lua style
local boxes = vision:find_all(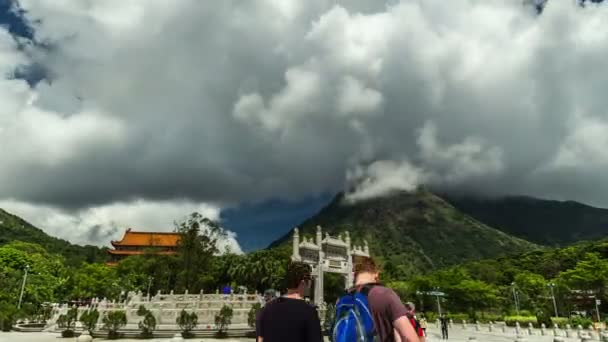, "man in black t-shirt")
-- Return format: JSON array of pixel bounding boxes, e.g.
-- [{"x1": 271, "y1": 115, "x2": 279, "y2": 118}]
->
[{"x1": 256, "y1": 262, "x2": 322, "y2": 342}]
